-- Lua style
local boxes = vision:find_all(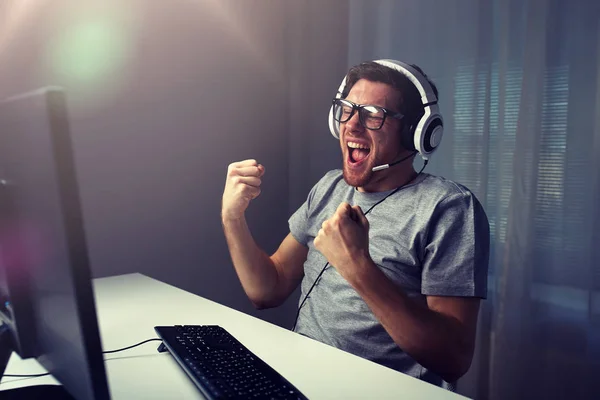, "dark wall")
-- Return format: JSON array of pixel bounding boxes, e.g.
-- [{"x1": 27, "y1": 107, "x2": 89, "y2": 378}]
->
[{"x1": 0, "y1": 0, "x2": 349, "y2": 328}]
